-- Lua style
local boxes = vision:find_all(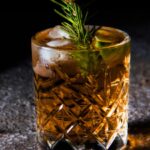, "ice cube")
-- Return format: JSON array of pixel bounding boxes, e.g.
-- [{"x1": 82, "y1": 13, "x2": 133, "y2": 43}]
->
[
  {"x1": 48, "y1": 25, "x2": 70, "y2": 39},
  {"x1": 47, "y1": 39, "x2": 72, "y2": 47},
  {"x1": 39, "y1": 47, "x2": 59, "y2": 64},
  {"x1": 39, "y1": 47, "x2": 69, "y2": 64},
  {"x1": 33, "y1": 61, "x2": 55, "y2": 77},
  {"x1": 33, "y1": 48, "x2": 69, "y2": 77}
]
